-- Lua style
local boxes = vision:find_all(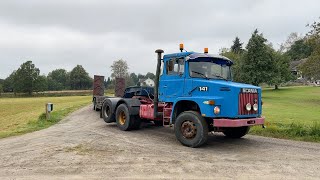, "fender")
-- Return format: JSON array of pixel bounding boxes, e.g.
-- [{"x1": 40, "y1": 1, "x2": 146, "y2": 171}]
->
[
  {"x1": 118, "y1": 98, "x2": 141, "y2": 115},
  {"x1": 102, "y1": 97, "x2": 122, "y2": 116},
  {"x1": 171, "y1": 96, "x2": 224, "y2": 122}
]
